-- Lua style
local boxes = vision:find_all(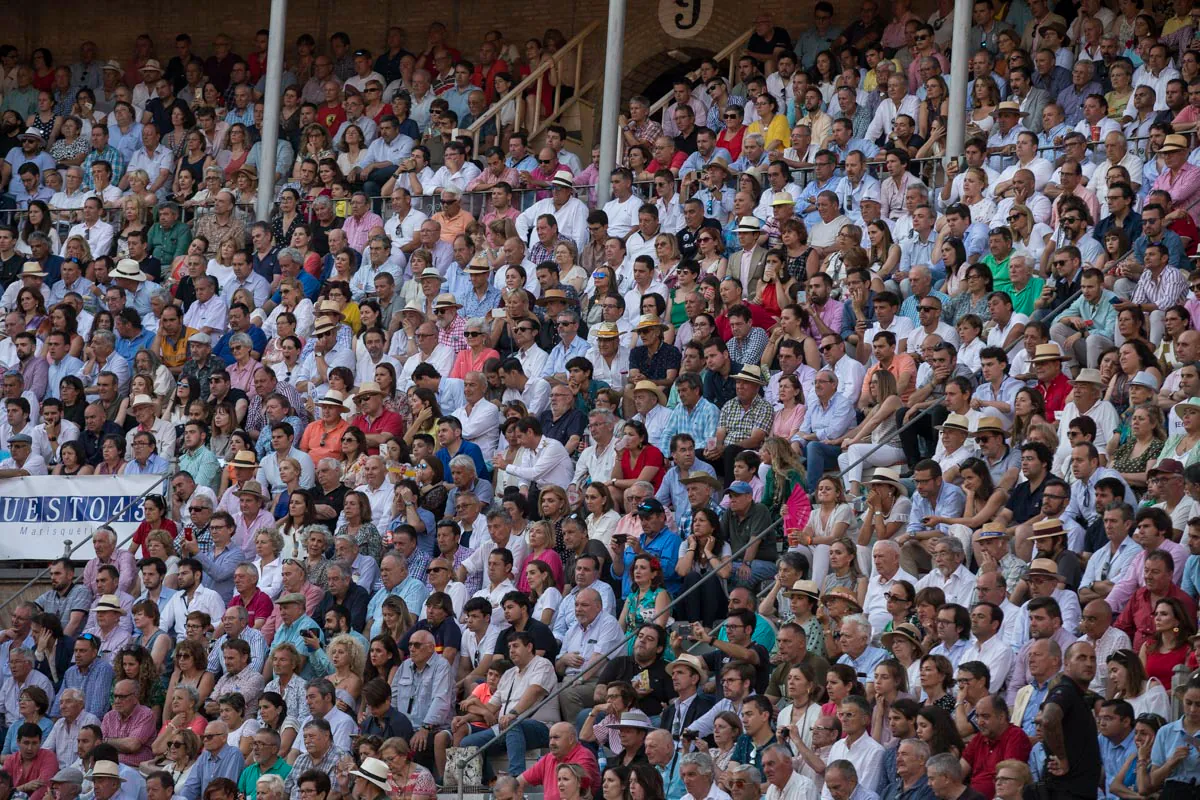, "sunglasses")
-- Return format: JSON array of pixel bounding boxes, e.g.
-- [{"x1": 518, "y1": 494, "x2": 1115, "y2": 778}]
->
[
  {"x1": 818, "y1": 343, "x2": 836, "y2": 353},
  {"x1": 538, "y1": 159, "x2": 552, "y2": 164},
  {"x1": 464, "y1": 331, "x2": 483, "y2": 337}
]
